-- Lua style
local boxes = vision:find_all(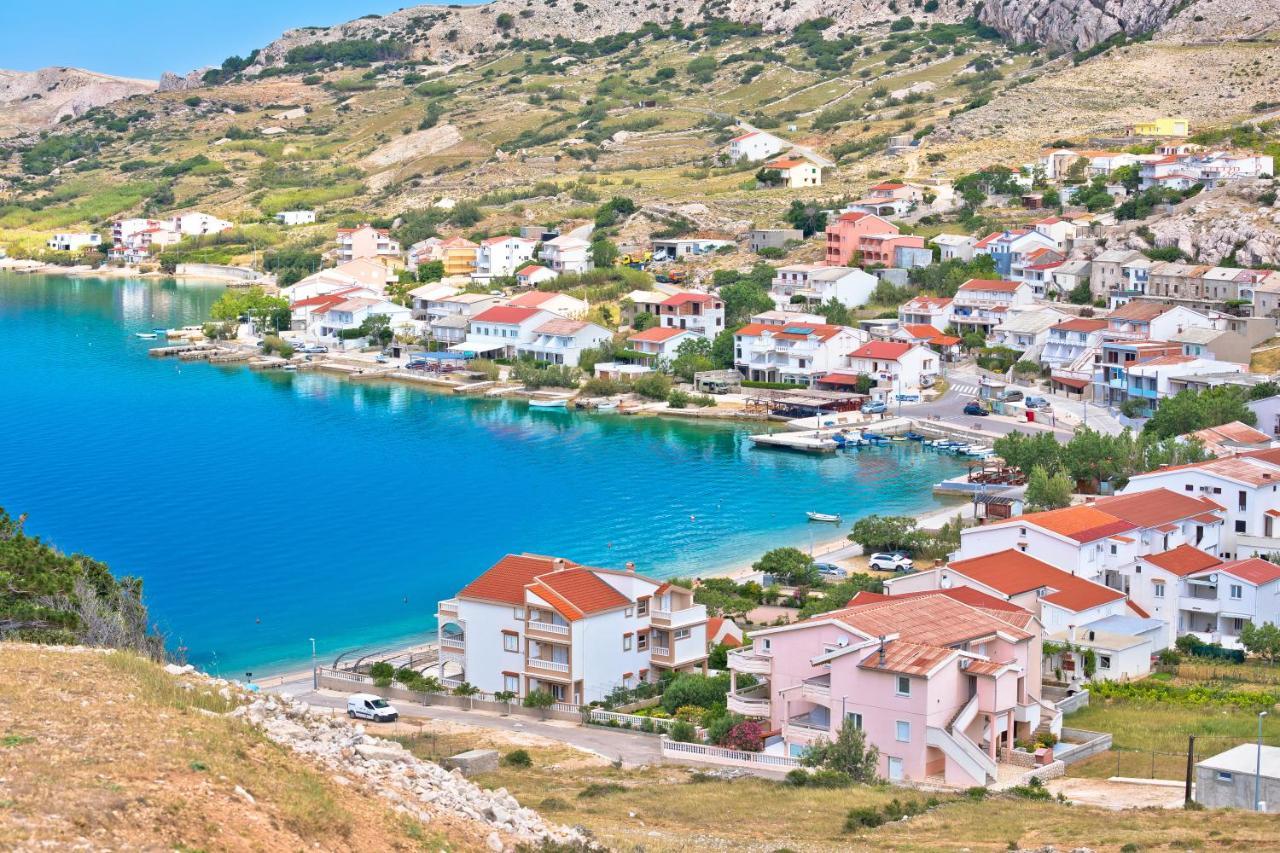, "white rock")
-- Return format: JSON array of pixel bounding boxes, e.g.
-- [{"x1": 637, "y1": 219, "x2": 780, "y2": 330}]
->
[{"x1": 234, "y1": 785, "x2": 255, "y2": 805}]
